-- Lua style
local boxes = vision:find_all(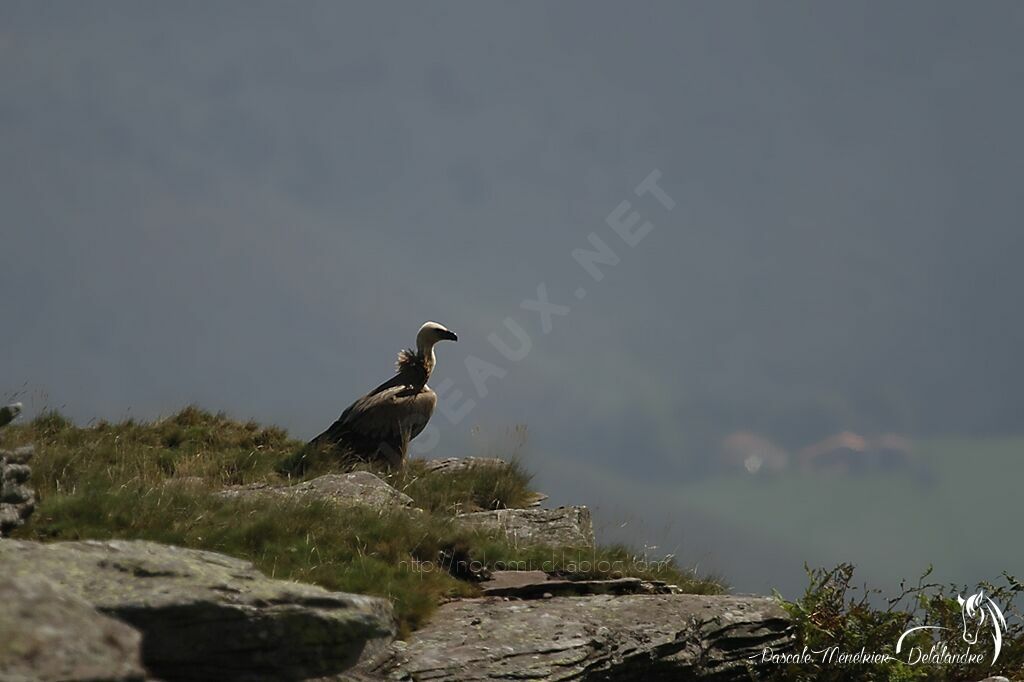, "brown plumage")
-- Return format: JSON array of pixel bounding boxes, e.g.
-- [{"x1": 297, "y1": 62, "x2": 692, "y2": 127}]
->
[{"x1": 309, "y1": 321, "x2": 458, "y2": 469}]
